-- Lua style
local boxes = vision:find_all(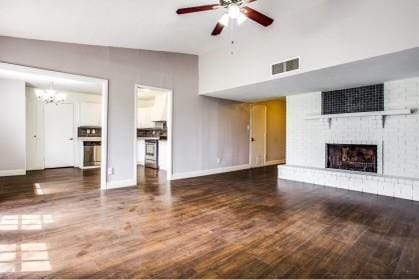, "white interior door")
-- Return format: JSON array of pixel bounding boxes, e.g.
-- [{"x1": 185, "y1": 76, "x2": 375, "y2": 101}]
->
[
  {"x1": 250, "y1": 105, "x2": 267, "y2": 166},
  {"x1": 44, "y1": 103, "x2": 75, "y2": 168},
  {"x1": 26, "y1": 93, "x2": 45, "y2": 170}
]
